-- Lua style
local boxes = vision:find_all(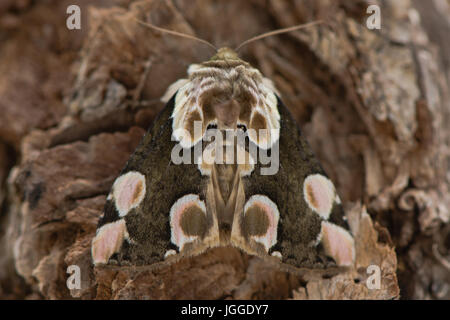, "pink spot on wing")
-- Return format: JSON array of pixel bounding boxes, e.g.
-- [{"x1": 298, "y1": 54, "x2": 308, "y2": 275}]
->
[
  {"x1": 169, "y1": 194, "x2": 206, "y2": 250},
  {"x1": 113, "y1": 172, "x2": 146, "y2": 217},
  {"x1": 171, "y1": 202, "x2": 191, "y2": 246},
  {"x1": 91, "y1": 219, "x2": 127, "y2": 265},
  {"x1": 245, "y1": 195, "x2": 280, "y2": 251},
  {"x1": 304, "y1": 174, "x2": 335, "y2": 219},
  {"x1": 321, "y1": 221, "x2": 355, "y2": 266}
]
